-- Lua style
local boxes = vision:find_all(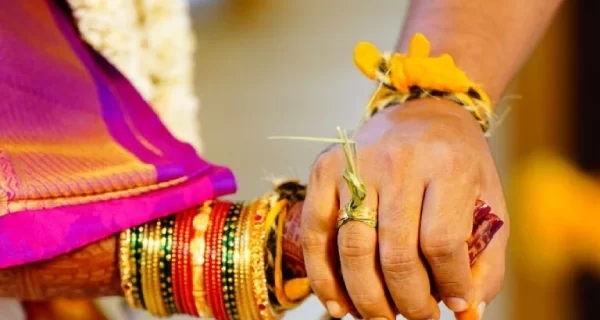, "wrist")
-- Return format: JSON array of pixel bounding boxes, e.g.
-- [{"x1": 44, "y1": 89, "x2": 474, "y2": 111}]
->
[
  {"x1": 397, "y1": 3, "x2": 511, "y2": 103},
  {"x1": 398, "y1": 98, "x2": 486, "y2": 128}
]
